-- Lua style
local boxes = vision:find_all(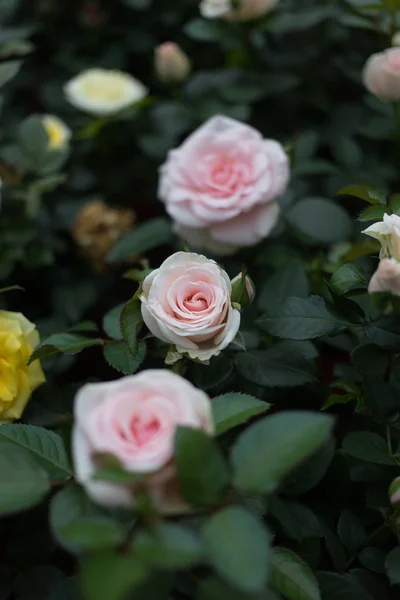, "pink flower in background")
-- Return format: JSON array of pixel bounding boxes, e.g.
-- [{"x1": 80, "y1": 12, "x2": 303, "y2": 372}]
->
[
  {"x1": 368, "y1": 258, "x2": 400, "y2": 297},
  {"x1": 363, "y1": 48, "x2": 400, "y2": 101},
  {"x1": 72, "y1": 370, "x2": 214, "y2": 513},
  {"x1": 158, "y1": 115, "x2": 289, "y2": 254},
  {"x1": 200, "y1": 0, "x2": 279, "y2": 21},
  {"x1": 154, "y1": 42, "x2": 191, "y2": 83},
  {"x1": 140, "y1": 251, "x2": 241, "y2": 362}
]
